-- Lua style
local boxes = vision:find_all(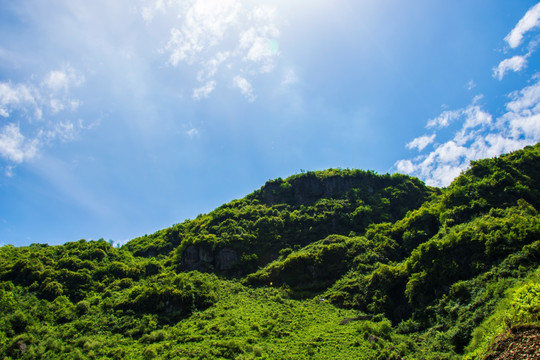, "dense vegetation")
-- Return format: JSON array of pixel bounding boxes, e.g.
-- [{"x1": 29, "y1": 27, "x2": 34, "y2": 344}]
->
[{"x1": 1, "y1": 143, "x2": 539, "y2": 359}]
